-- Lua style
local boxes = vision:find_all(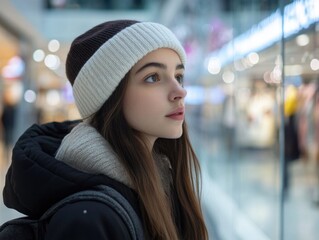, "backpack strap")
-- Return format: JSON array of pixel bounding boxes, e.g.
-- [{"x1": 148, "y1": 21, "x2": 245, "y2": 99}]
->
[{"x1": 41, "y1": 185, "x2": 144, "y2": 240}]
